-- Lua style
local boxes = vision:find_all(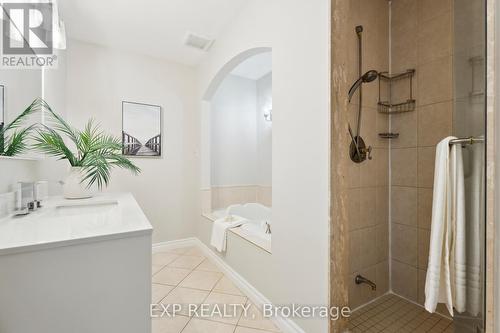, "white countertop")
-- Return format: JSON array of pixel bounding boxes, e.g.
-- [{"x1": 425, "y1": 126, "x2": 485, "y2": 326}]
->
[{"x1": 0, "y1": 192, "x2": 153, "y2": 256}]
